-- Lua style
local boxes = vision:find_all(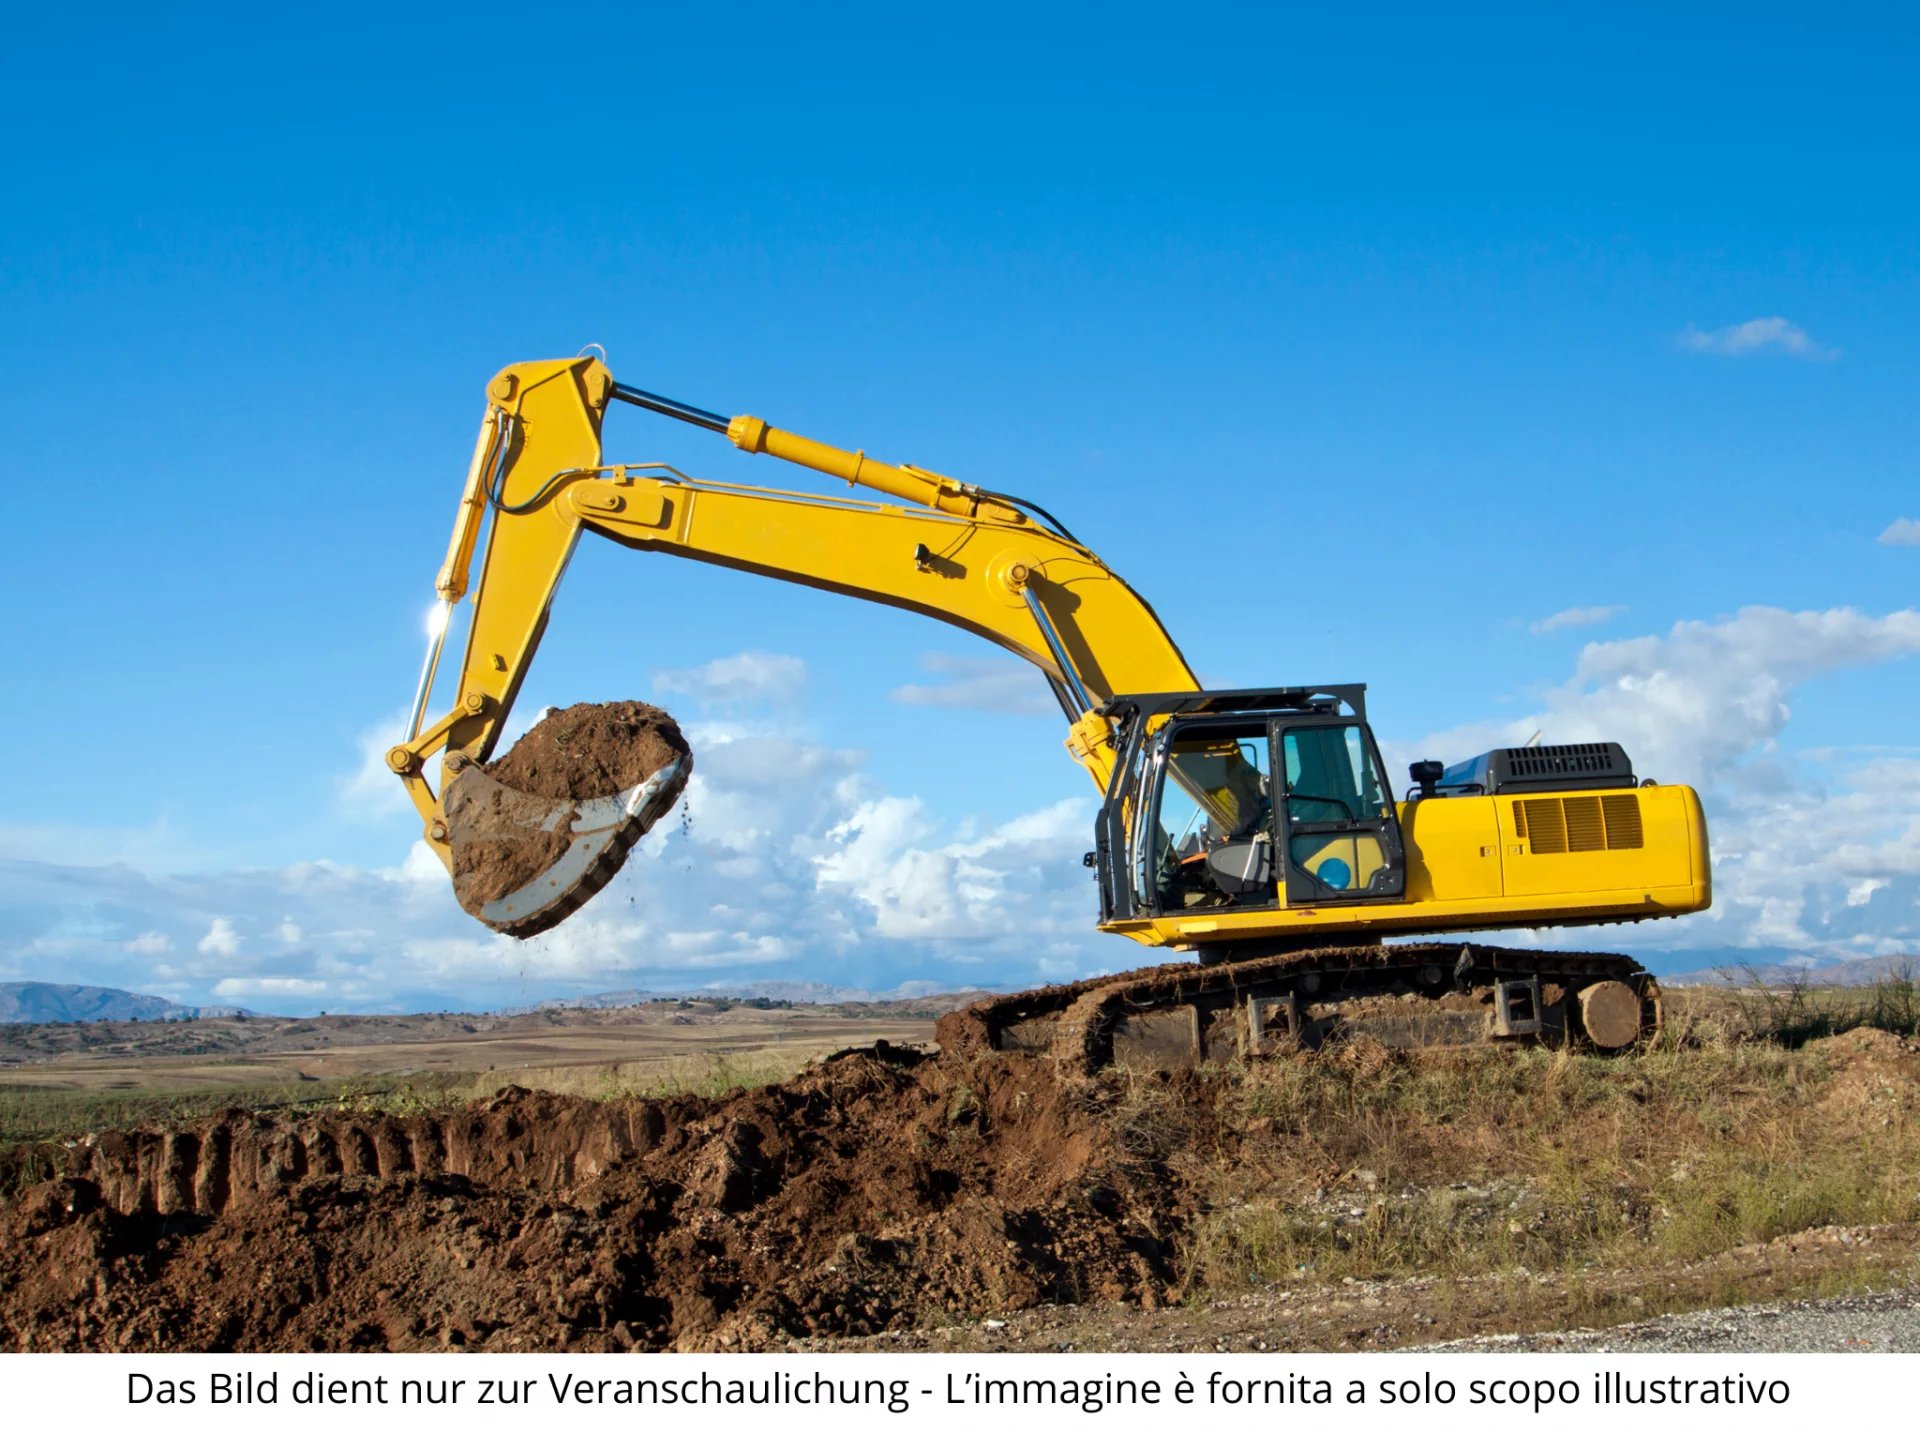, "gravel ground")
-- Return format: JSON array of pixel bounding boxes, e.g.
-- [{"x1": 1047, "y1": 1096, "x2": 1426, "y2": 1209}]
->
[{"x1": 1426, "y1": 1287, "x2": 1920, "y2": 1352}]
